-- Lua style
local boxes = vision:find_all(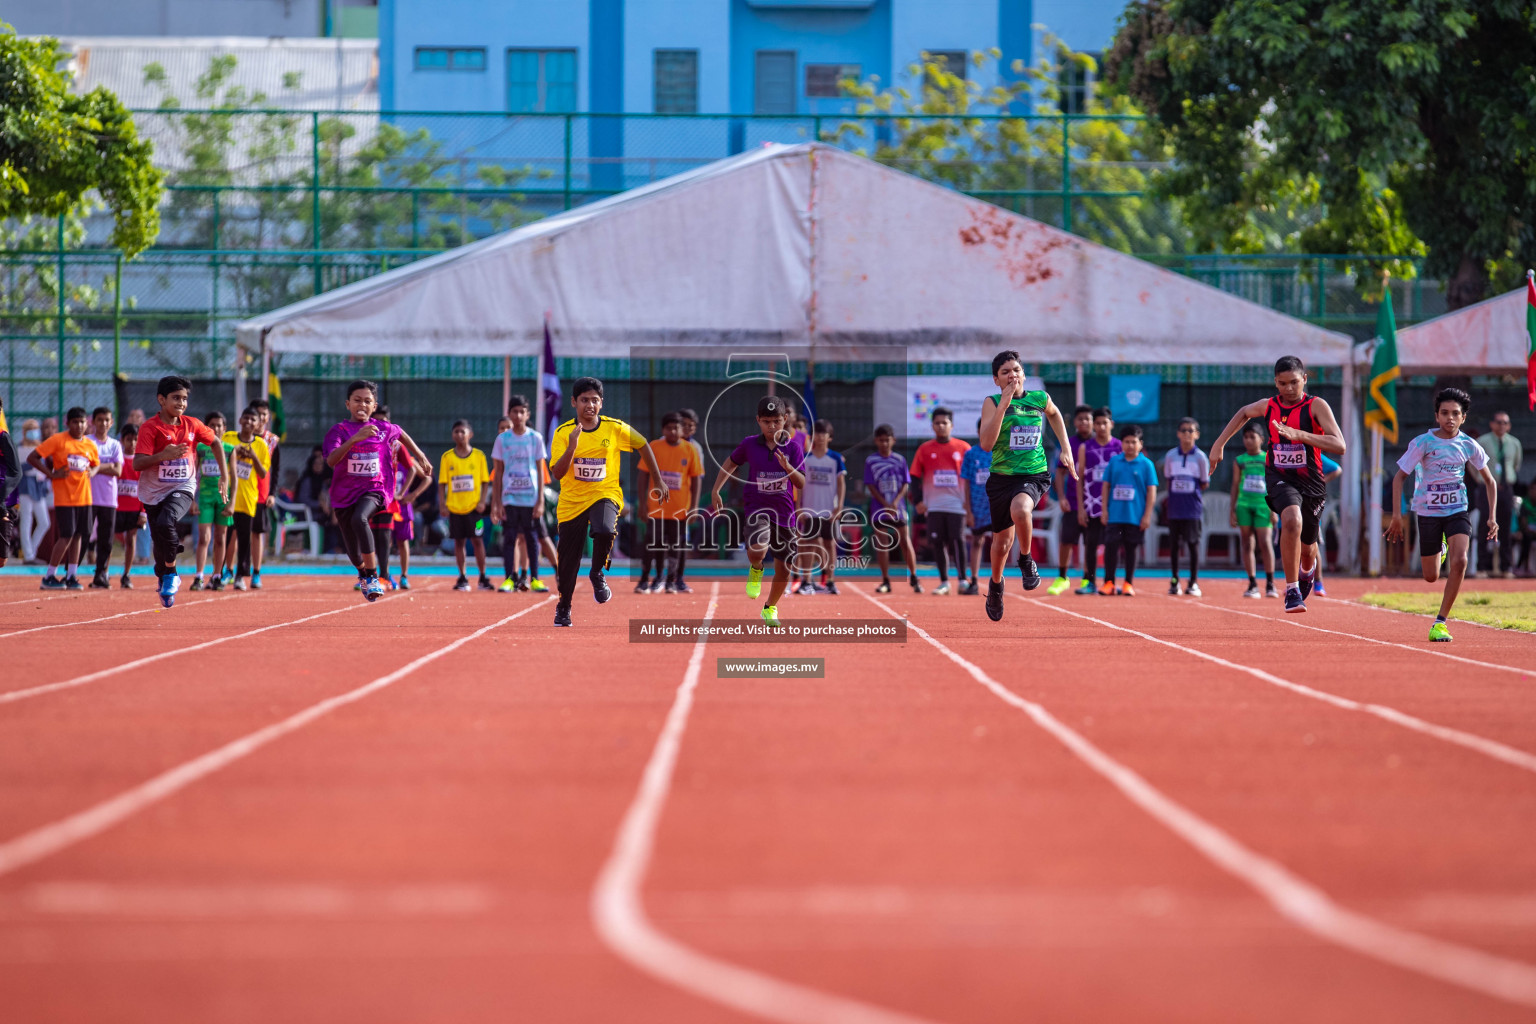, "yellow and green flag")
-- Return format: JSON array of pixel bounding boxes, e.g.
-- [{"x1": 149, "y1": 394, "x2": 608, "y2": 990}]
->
[
  {"x1": 267, "y1": 373, "x2": 286, "y2": 441},
  {"x1": 1364, "y1": 287, "x2": 1400, "y2": 443}
]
